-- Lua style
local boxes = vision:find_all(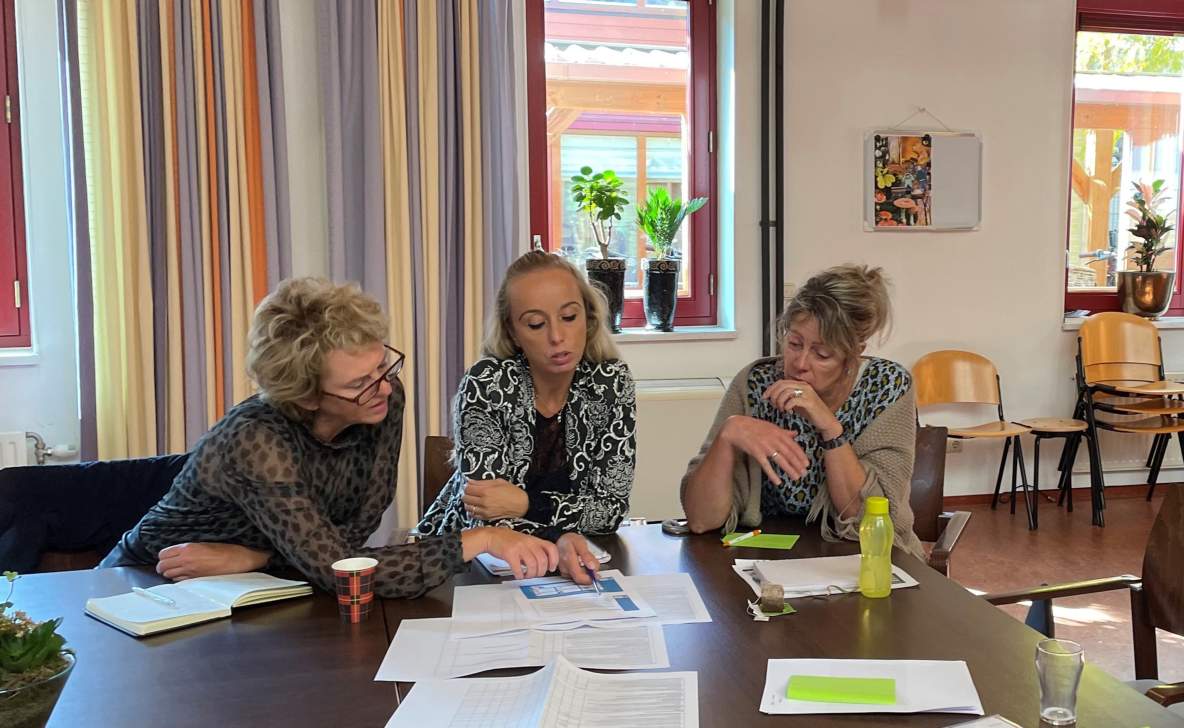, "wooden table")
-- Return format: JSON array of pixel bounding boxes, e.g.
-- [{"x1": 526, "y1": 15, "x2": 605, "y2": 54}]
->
[
  {"x1": 20, "y1": 567, "x2": 399, "y2": 728},
  {"x1": 385, "y1": 522, "x2": 1184, "y2": 727}
]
